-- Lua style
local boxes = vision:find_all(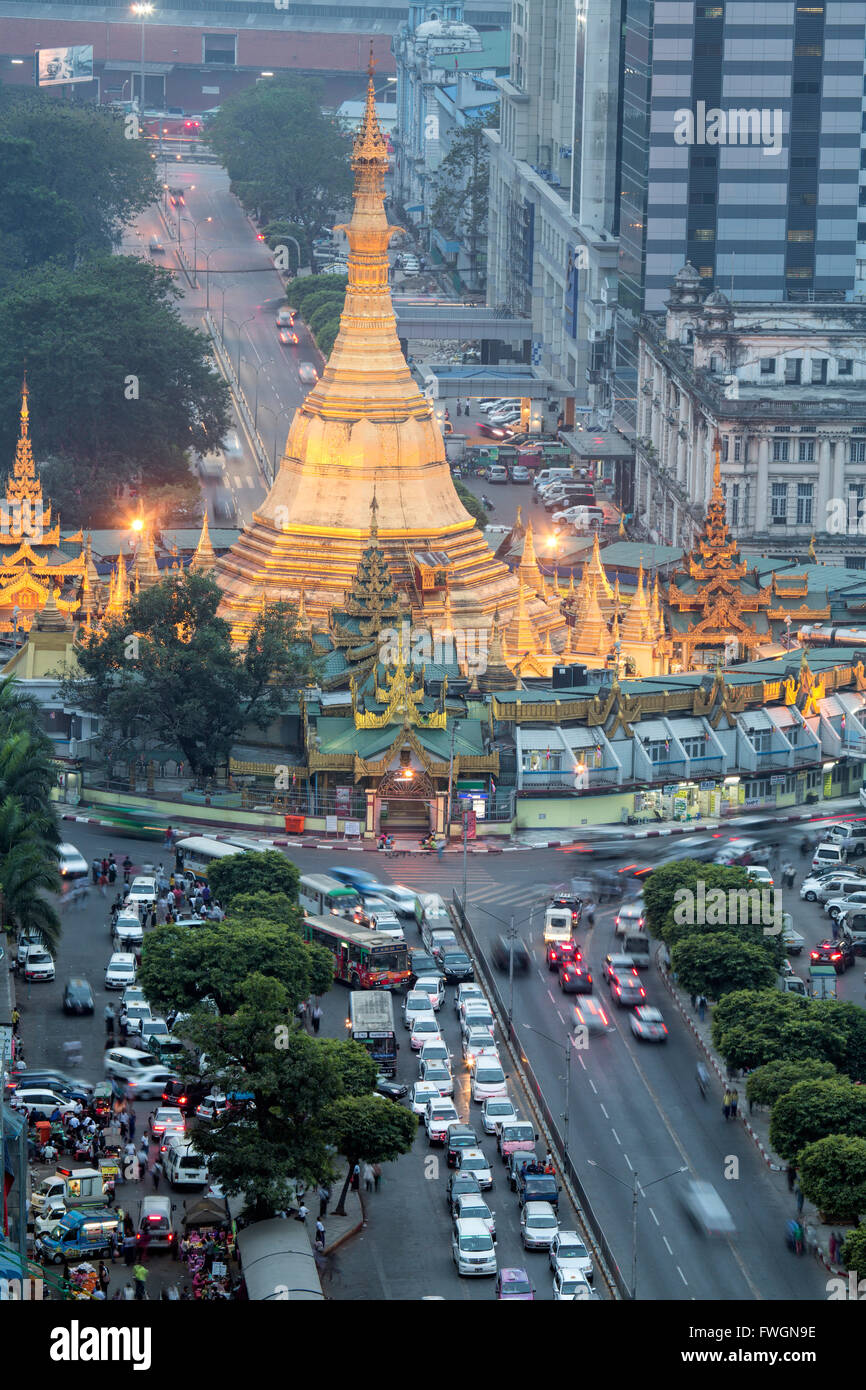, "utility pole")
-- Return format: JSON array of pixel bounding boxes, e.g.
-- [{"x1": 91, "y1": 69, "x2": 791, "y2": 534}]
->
[
  {"x1": 462, "y1": 806, "x2": 468, "y2": 909},
  {"x1": 446, "y1": 717, "x2": 459, "y2": 844},
  {"x1": 508, "y1": 912, "x2": 515, "y2": 1025}
]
